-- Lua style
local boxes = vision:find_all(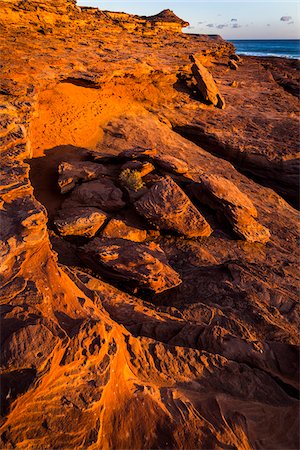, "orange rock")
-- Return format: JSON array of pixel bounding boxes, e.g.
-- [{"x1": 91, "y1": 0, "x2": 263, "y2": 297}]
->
[
  {"x1": 54, "y1": 207, "x2": 108, "y2": 237},
  {"x1": 80, "y1": 237, "x2": 182, "y2": 293},
  {"x1": 58, "y1": 161, "x2": 110, "y2": 193},
  {"x1": 190, "y1": 54, "x2": 226, "y2": 109},
  {"x1": 101, "y1": 218, "x2": 147, "y2": 242},
  {"x1": 193, "y1": 174, "x2": 270, "y2": 243},
  {"x1": 135, "y1": 176, "x2": 212, "y2": 237}
]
